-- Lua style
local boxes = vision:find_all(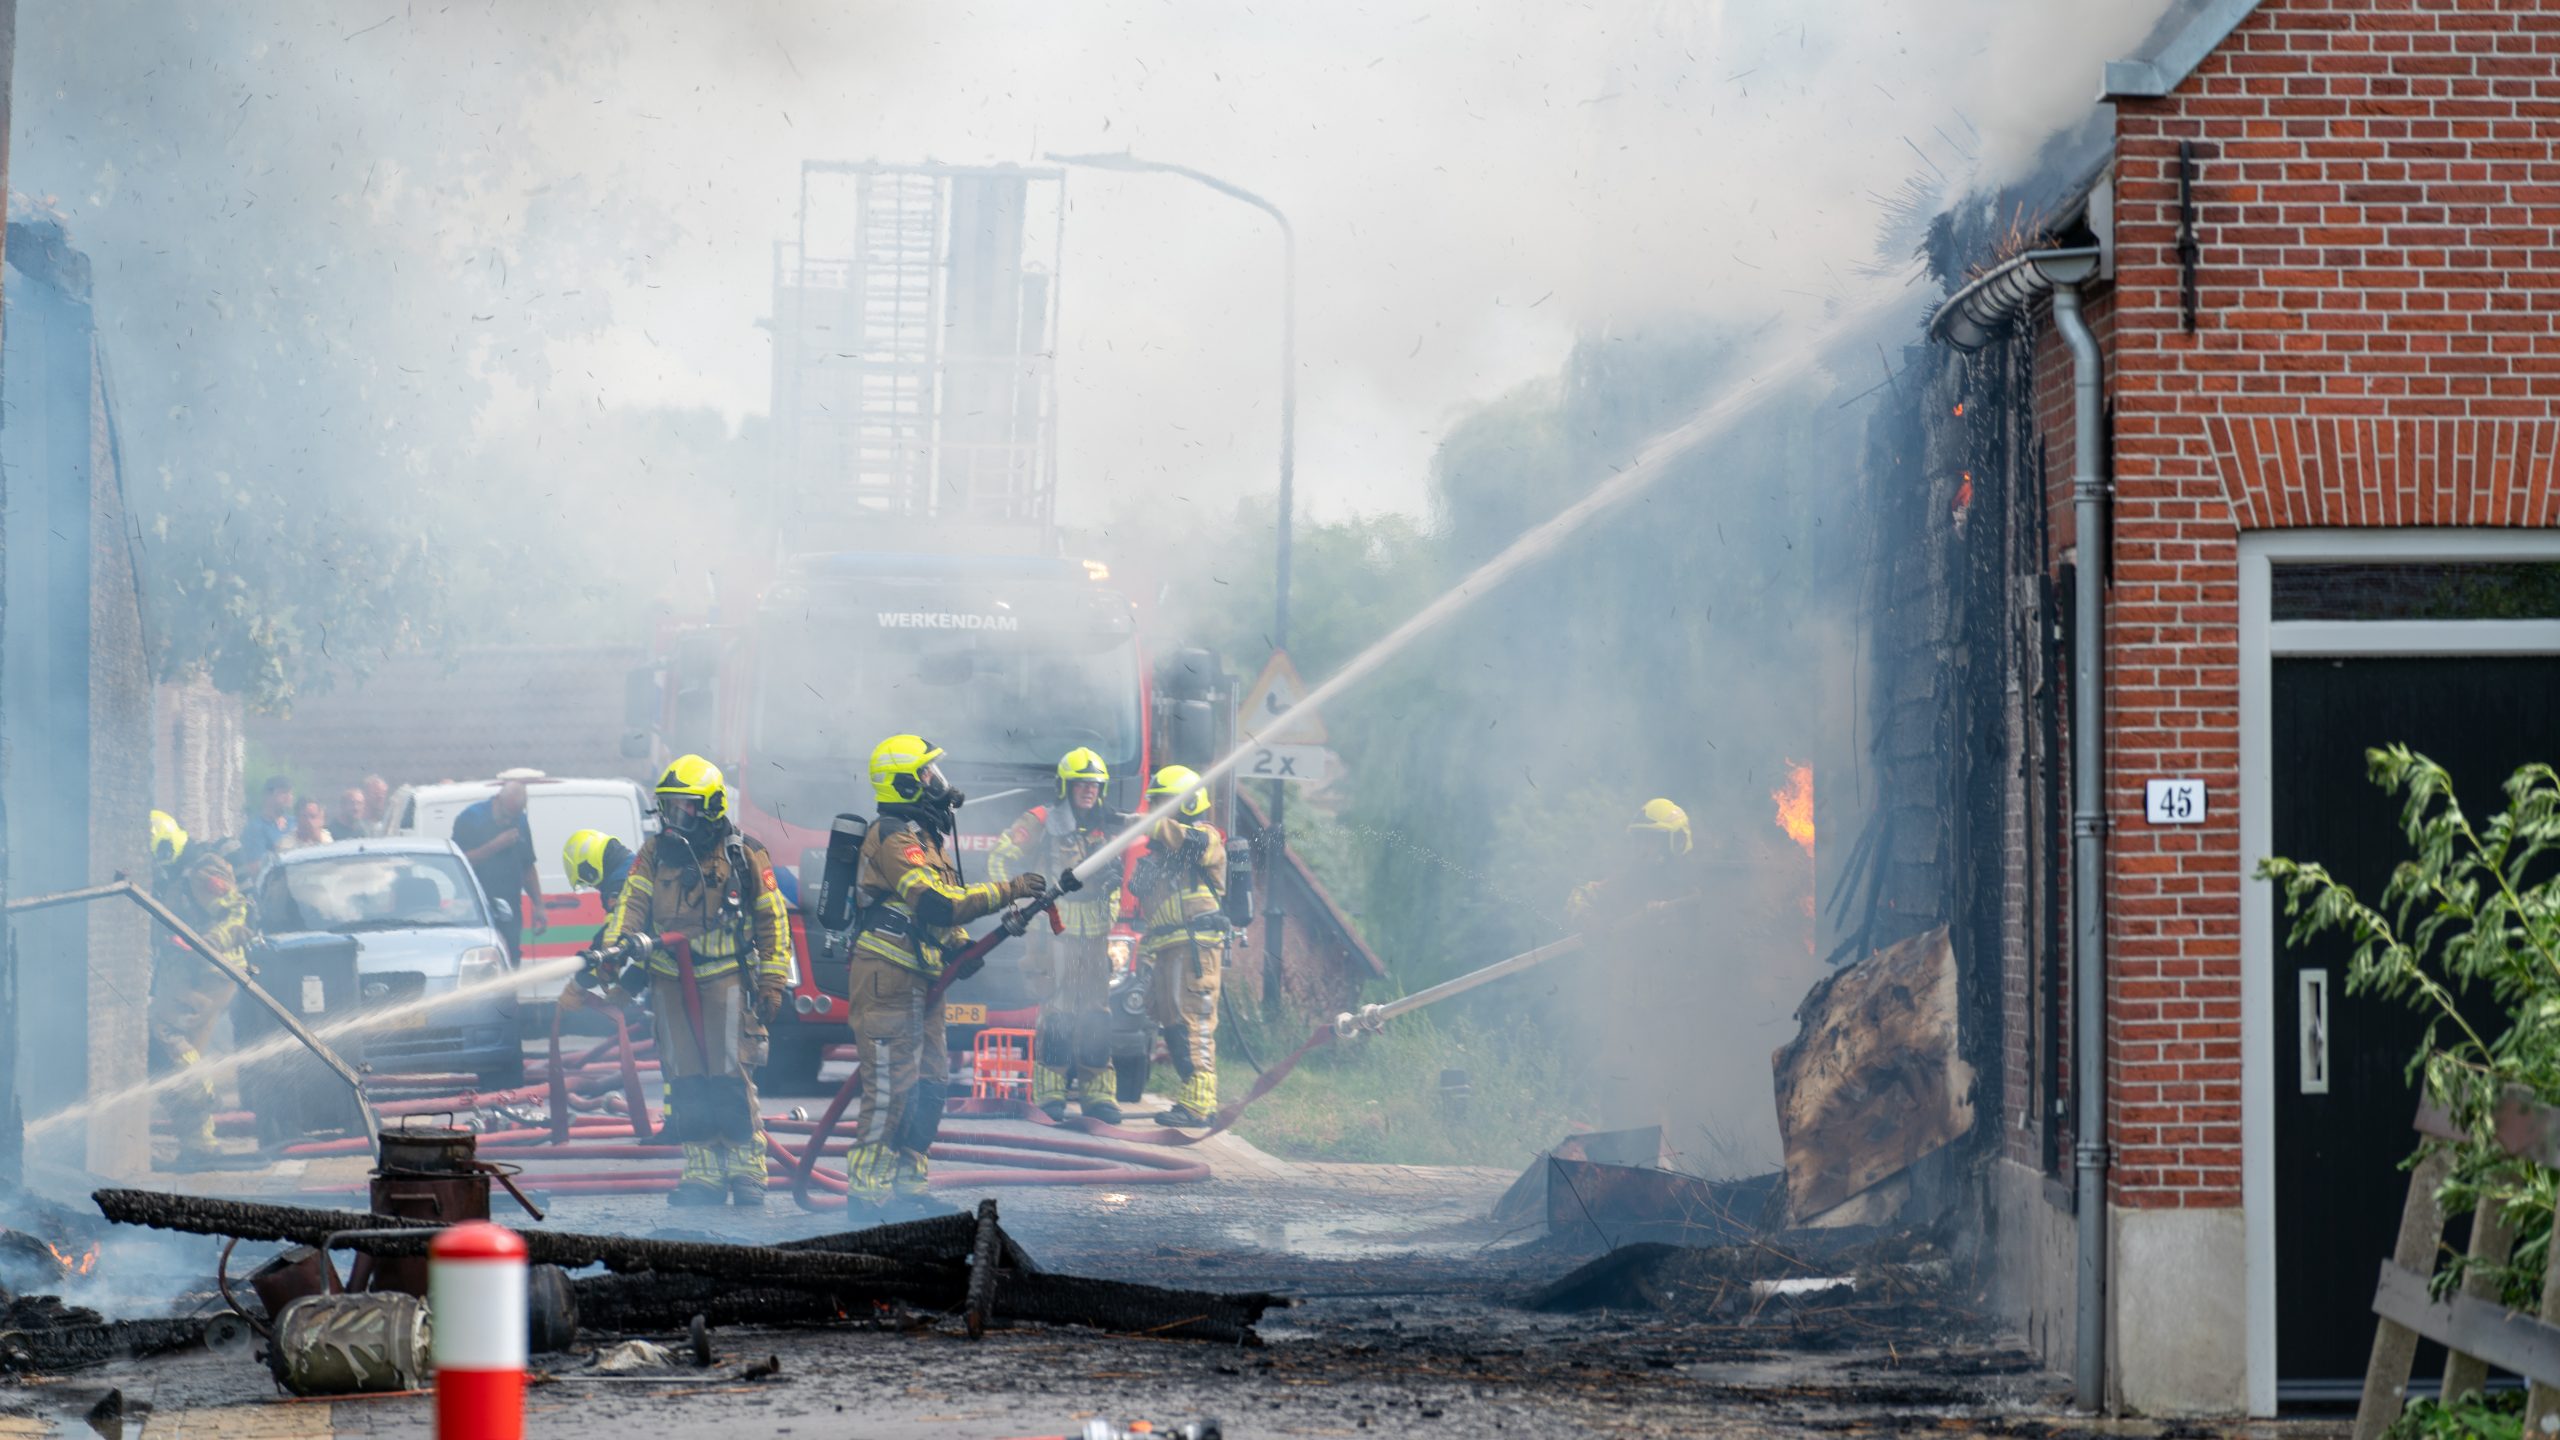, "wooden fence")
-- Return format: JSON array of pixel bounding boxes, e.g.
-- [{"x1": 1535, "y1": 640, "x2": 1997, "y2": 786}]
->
[{"x1": 2355, "y1": 1093, "x2": 2560, "y2": 1439}]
